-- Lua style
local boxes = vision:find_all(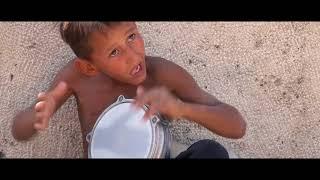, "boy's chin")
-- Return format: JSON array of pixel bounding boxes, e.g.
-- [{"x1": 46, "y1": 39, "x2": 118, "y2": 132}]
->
[
  {"x1": 130, "y1": 75, "x2": 147, "y2": 86},
  {"x1": 129, "y1": 78, "x2": 146, "y2": 86},
  {"x1": 114, "y1": 76, "x2": 146, "y2": 86},
  {"x1": 109, "y1": 70, "x2": 147, "y2": 85}
]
